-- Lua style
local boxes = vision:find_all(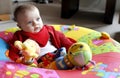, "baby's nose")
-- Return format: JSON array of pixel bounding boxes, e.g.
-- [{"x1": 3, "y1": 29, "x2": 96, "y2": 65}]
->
[{"x1": 33, "y1": 20, "x2": 38, "y2": 26}]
